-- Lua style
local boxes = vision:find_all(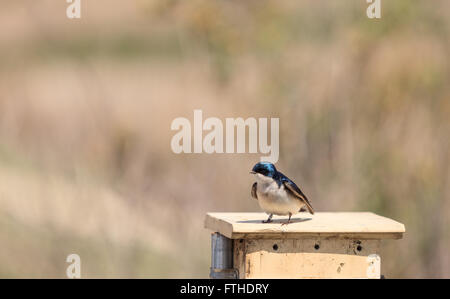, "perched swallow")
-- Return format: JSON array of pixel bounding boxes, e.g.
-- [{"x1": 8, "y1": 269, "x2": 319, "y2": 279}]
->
[{"x1": 250, "y1": 162, "x2": 314, "y2": 224}]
